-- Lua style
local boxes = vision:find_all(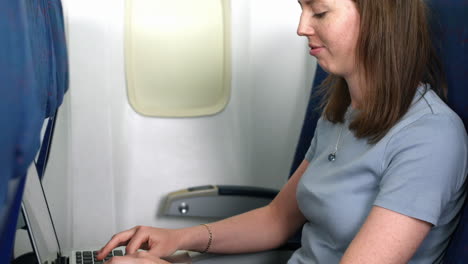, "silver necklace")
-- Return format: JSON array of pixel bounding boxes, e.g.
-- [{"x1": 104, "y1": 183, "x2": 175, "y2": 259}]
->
[{"x1": 328, "y1": 125, "x2": 345, "y2": 162}]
